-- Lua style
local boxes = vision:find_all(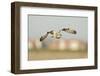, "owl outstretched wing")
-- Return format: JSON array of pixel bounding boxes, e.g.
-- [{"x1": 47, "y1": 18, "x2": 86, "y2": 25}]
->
[
  {"x1": 40, "y1": 33, "x2": 49, "y2": 41},
  {"x1": 40, "y1": 30, "x2": 54, "y2": 41},
  {"x1": 62, "y1": 28, "x2": 77, "y2": 34}
]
